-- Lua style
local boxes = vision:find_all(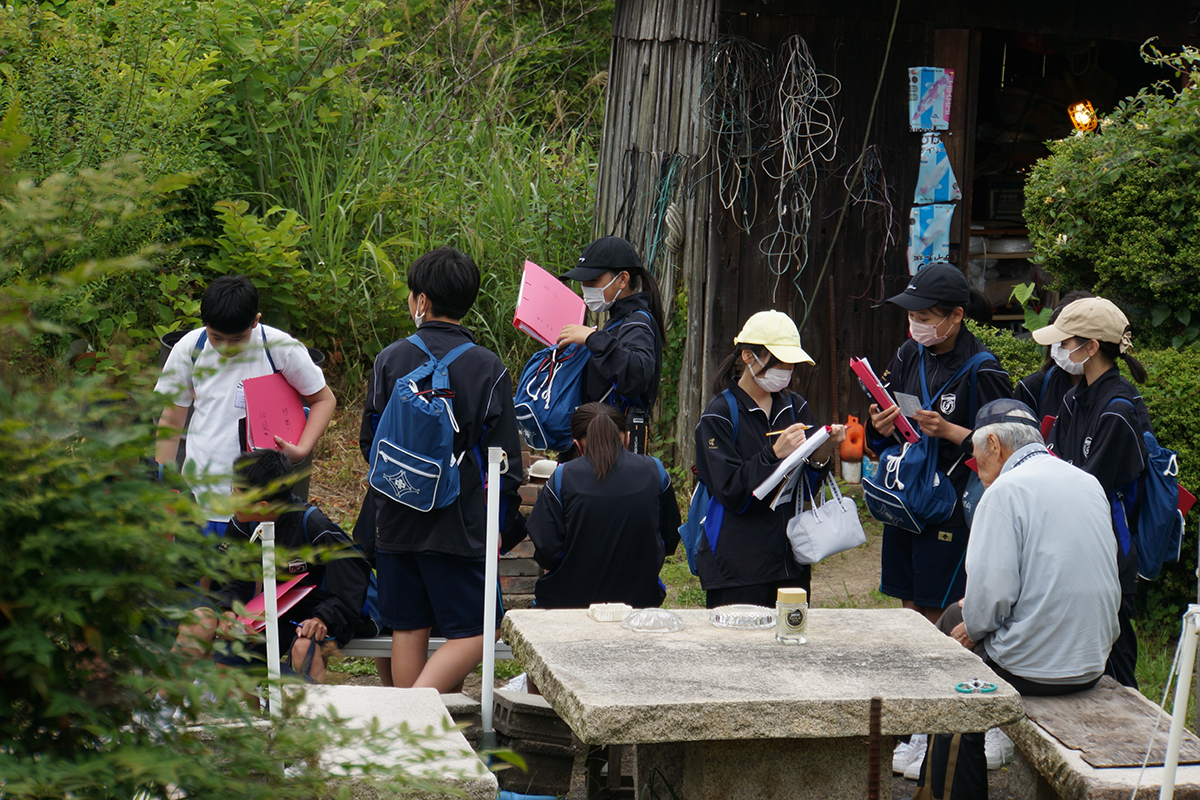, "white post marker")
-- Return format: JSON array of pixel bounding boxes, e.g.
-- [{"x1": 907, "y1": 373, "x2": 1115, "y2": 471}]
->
[
  {"x1": 1162, "y1": 605, "x2": 1200, "y2": 799},
  {"x1": 481, "y1": 447, "x2": 505, "y2": 737},
  {"x1": 260, "y1": 520, "x2": 283, "y2": 718}
]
